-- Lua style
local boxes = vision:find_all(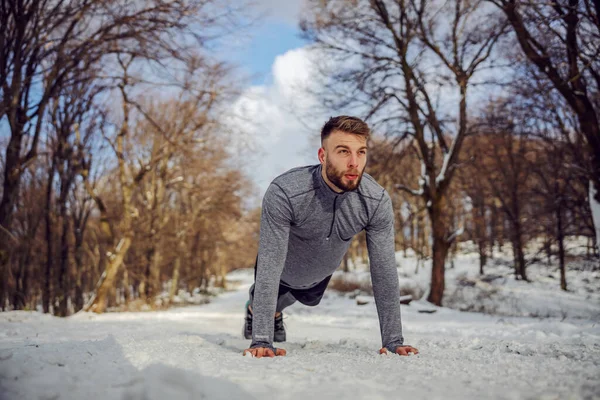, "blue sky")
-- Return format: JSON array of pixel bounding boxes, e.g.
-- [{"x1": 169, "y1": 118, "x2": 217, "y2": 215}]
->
[
  {"x1": 221, "y1": 1, "x2": 328, "y2": 200},
  {"x1": 215, "y1": 0, "x2": 308, "y2": 84},
  {"x1": 230, "y1": 22, "x2": 308, "y2": 86},
  {"x1": 0, "y1": 0, "x2": 318, "y2": 204}
]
